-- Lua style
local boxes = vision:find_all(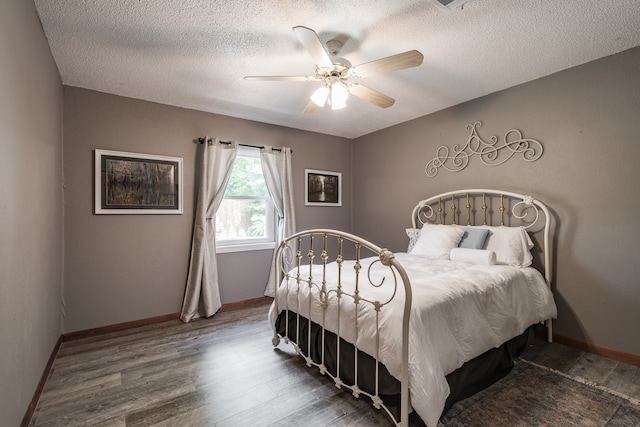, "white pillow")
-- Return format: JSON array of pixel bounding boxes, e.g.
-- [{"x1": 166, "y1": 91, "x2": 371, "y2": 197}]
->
[
  {"x1": 450, "y1": 247, "x2": 497, "y2": 265},
  {"x1": 480, "y1": 226, "x2": 534, "y2": 267},
  {"x1": 410, "y1": 224, "x2": 464, "y2": 260},
  {"x1": 405, "y1": 228, "x2": 421, "y2": 252}
]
